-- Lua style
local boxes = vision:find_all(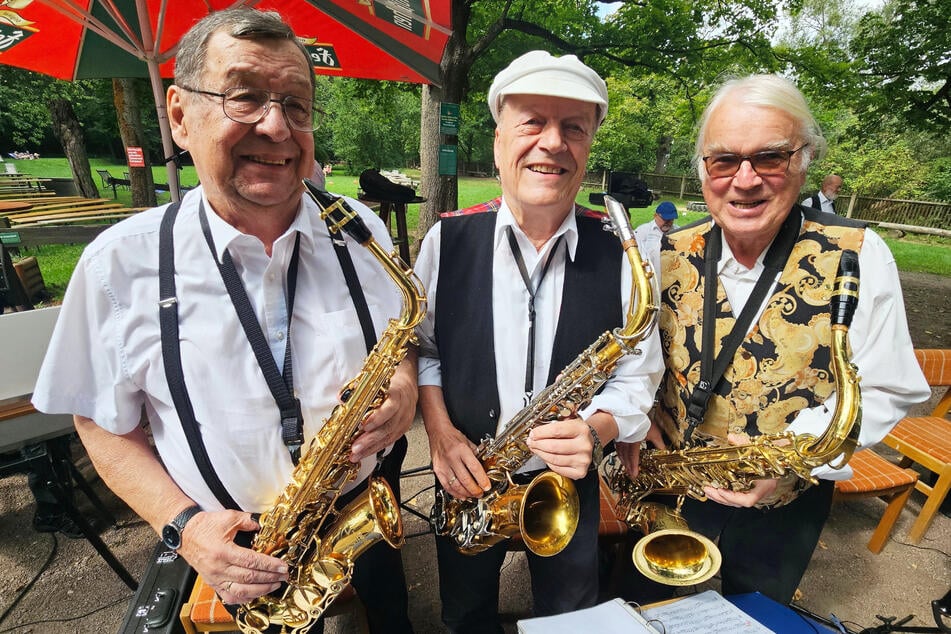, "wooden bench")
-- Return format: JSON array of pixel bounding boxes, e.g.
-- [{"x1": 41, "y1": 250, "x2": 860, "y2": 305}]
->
[
  {"x1": 179, "y1": 575, "x2": 368, "y2": 634},
  {"x1": 882, "y1": 348, "x2": 951, "y2": 544},
  {"x1": 8, "y1": 206, "x2": 144, "y2": 227}
]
